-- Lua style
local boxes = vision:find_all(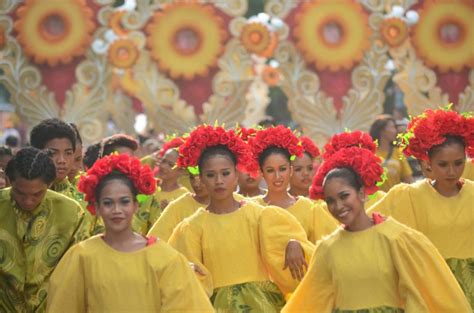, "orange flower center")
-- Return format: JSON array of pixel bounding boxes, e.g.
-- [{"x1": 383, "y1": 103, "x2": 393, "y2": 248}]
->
[
  {"x1": 249, "y1": 31, "x2": 263, "y2": 44},
  {"x1": 388, "y1": 25, "x2": 400, "y2": 38},
  {"x1": 173, "y1": 26, "x2": 202, "y2": 55},
  {"x1": 117, "y1": 47, "x2": 130, "y2": 60},
  {"x1": 39, "y1": 12, "x2": 69, "y2": 43},
  {"x1": 319, "y1": 19, "x2": 345, "y2": 47},
  {"x1": 438, "y1": 20, "x2": 464, "y2": 45}
]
